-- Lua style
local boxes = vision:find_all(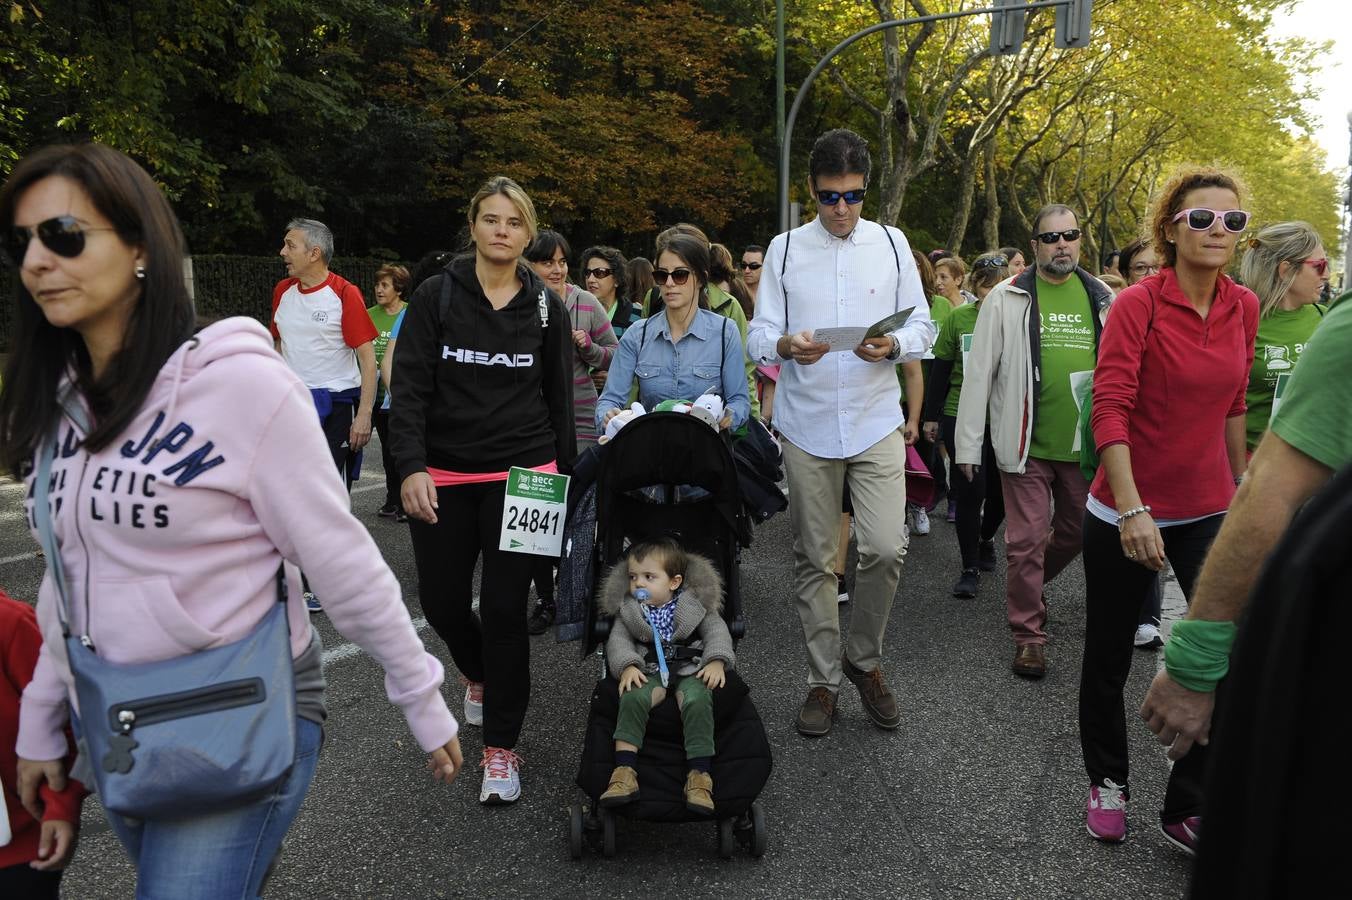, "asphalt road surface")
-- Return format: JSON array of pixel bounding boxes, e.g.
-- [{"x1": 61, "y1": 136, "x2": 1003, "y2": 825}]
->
[{"x1": 0, "y1": 436, "x2": 1192, "y2": 899}]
